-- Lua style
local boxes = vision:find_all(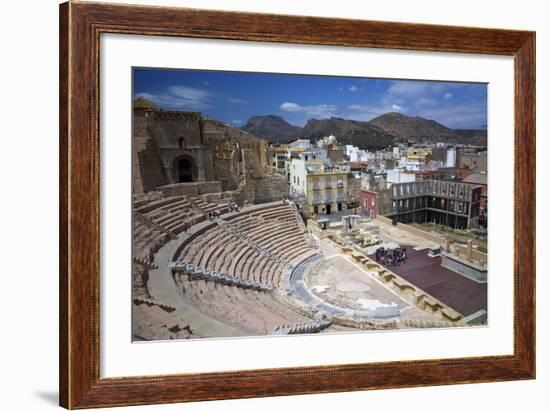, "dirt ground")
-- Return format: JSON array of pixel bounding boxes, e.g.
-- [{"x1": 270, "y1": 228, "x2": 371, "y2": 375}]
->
[{"x1": 410, "y1": 222, "x2": 487, "y2": 252}]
